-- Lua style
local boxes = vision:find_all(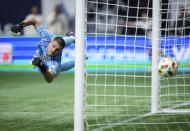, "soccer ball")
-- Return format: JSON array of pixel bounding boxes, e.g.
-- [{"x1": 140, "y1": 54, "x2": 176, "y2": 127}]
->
[{"x1": 158, "y1": 57, "x2": 178, "y2": 77}]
